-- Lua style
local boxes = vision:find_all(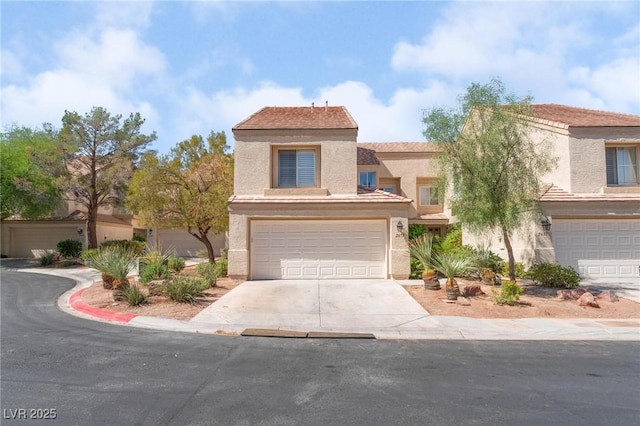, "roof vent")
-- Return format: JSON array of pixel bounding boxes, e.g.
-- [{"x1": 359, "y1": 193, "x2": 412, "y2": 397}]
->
[
  {"x1": 325, "y1": 101, "x2": 328, "y2": 112},
  {"x1": 311, "y1": 102, "x2": 314, "y2": 109}
]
